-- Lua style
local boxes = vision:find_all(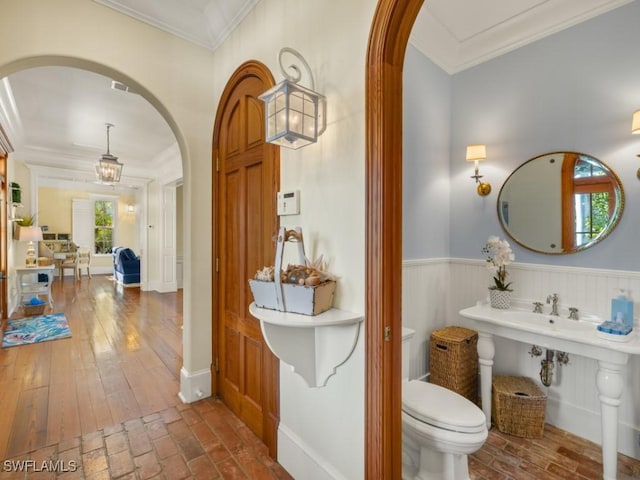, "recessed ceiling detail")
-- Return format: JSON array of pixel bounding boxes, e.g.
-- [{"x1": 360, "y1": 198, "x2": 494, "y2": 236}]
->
[{"x1": 410, "y1": 0, "x2": 632, "y2": 73}]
